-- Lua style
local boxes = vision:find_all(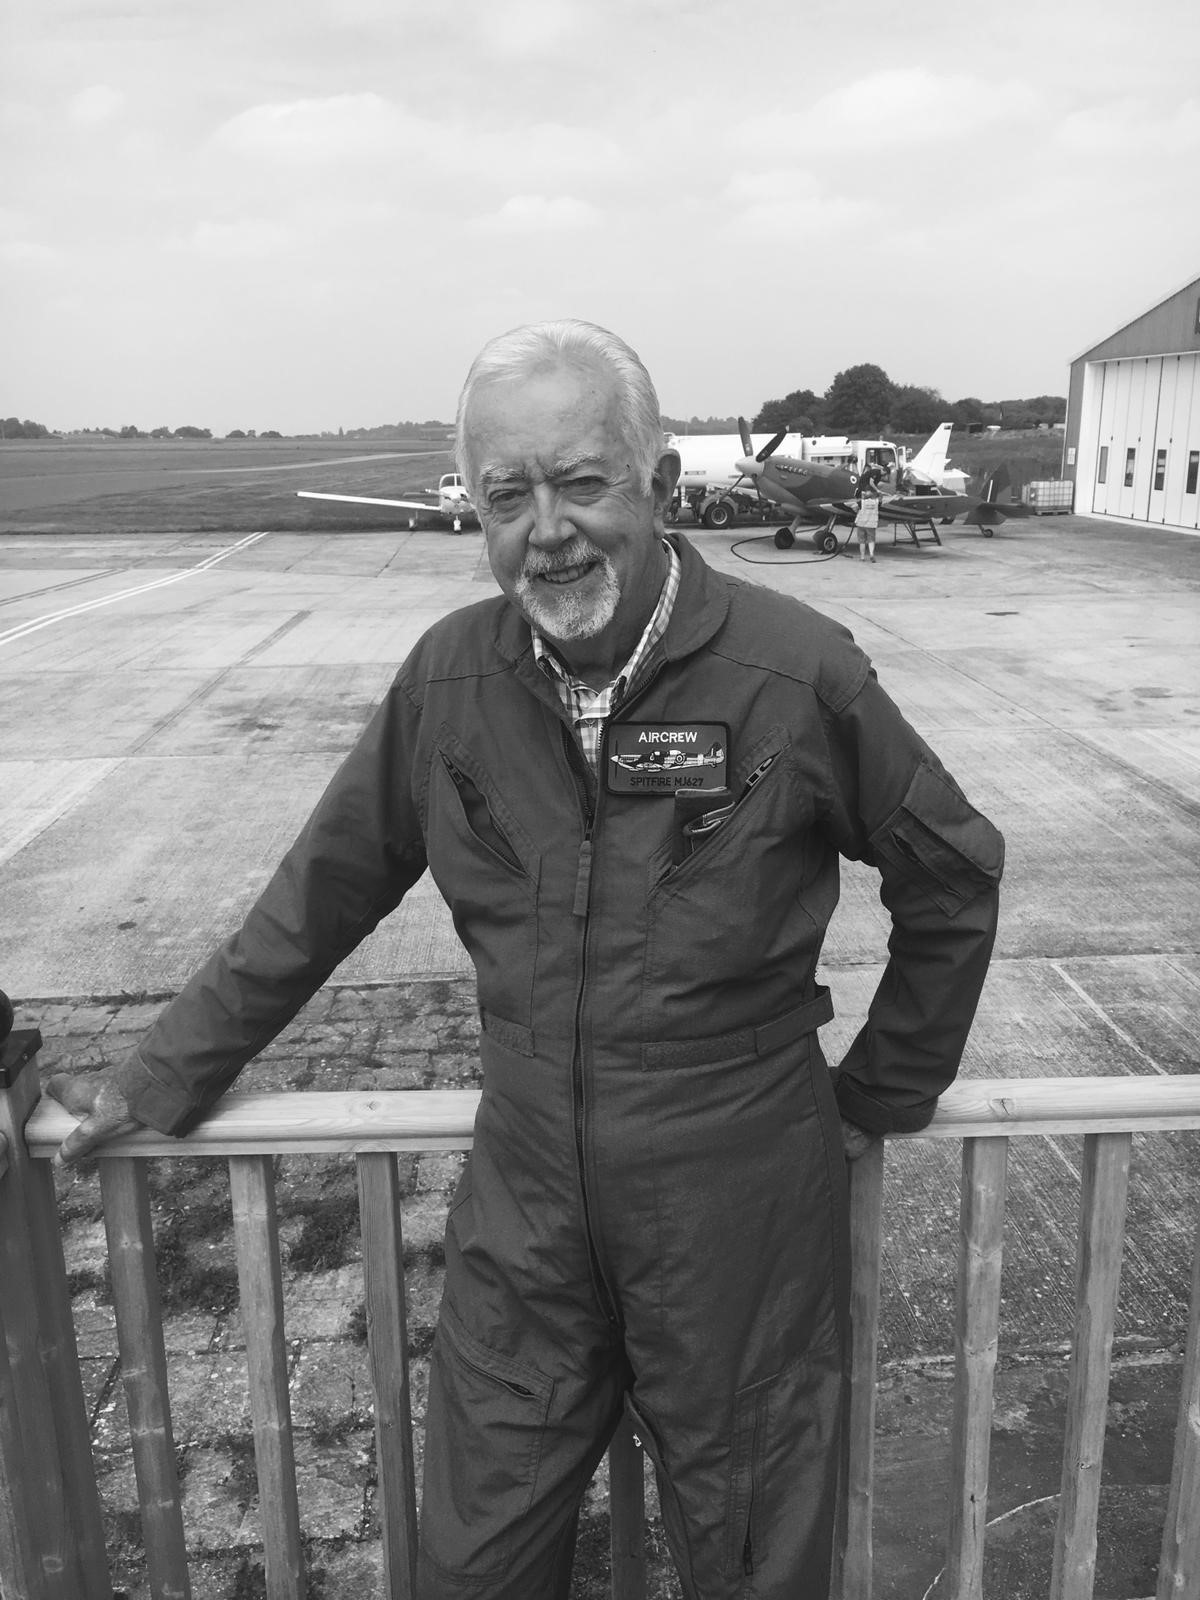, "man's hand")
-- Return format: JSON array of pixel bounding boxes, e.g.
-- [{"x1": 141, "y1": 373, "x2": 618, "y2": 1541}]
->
[
  {"x1": 43, "y1": 1070, "x2": 142, "y2": 1167},
  {"x1": 839, "y1": 1117, "x2": 879, "y2": 1163}
]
